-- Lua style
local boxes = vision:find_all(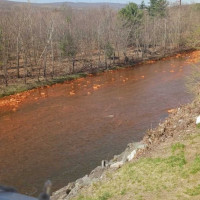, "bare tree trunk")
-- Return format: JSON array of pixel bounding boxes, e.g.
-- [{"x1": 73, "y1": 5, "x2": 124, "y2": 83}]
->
[
  {"x1": 3, "y1": 57, "x2": 8, "y2": 86},
  {"x1": 17, "y1": 35, "x2": 20, "y2": 78},
  {"x1": 51, "y1": 38, "x2": 54, "y2": 78},
  {"x1": 72, "y1": 58, "x2": 75, "y2": 73},
  {"x1": 43, "y1": 49, "x2": 47, "y2": 78},
  {"x1": 24, "y1": 53, "x2": 28, "y2": 84},
  {"x1": 113, "y1": 52, "x2": 115, "y2": 64},
  {"x1": 104, "y1": 51, "x2": 108, "y2": 69}
]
